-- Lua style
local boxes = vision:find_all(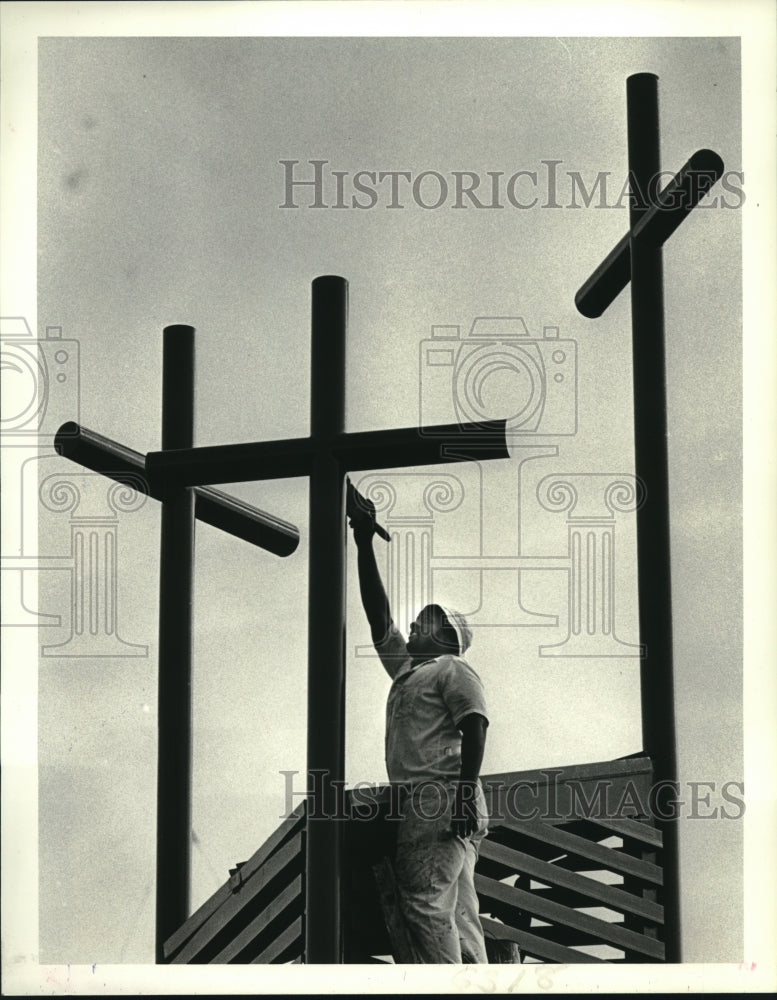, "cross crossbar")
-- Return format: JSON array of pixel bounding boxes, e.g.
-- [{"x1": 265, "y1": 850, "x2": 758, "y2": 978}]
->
[
  {"x1": 575, "y1": 148, "x2": 723, "y2": 319},
  {"x1": 54, "y1": 421, "x2": 299, "y2": 556},
  {"x1": 145, "y1": 420, "x2": 509, "y2": 489}
]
